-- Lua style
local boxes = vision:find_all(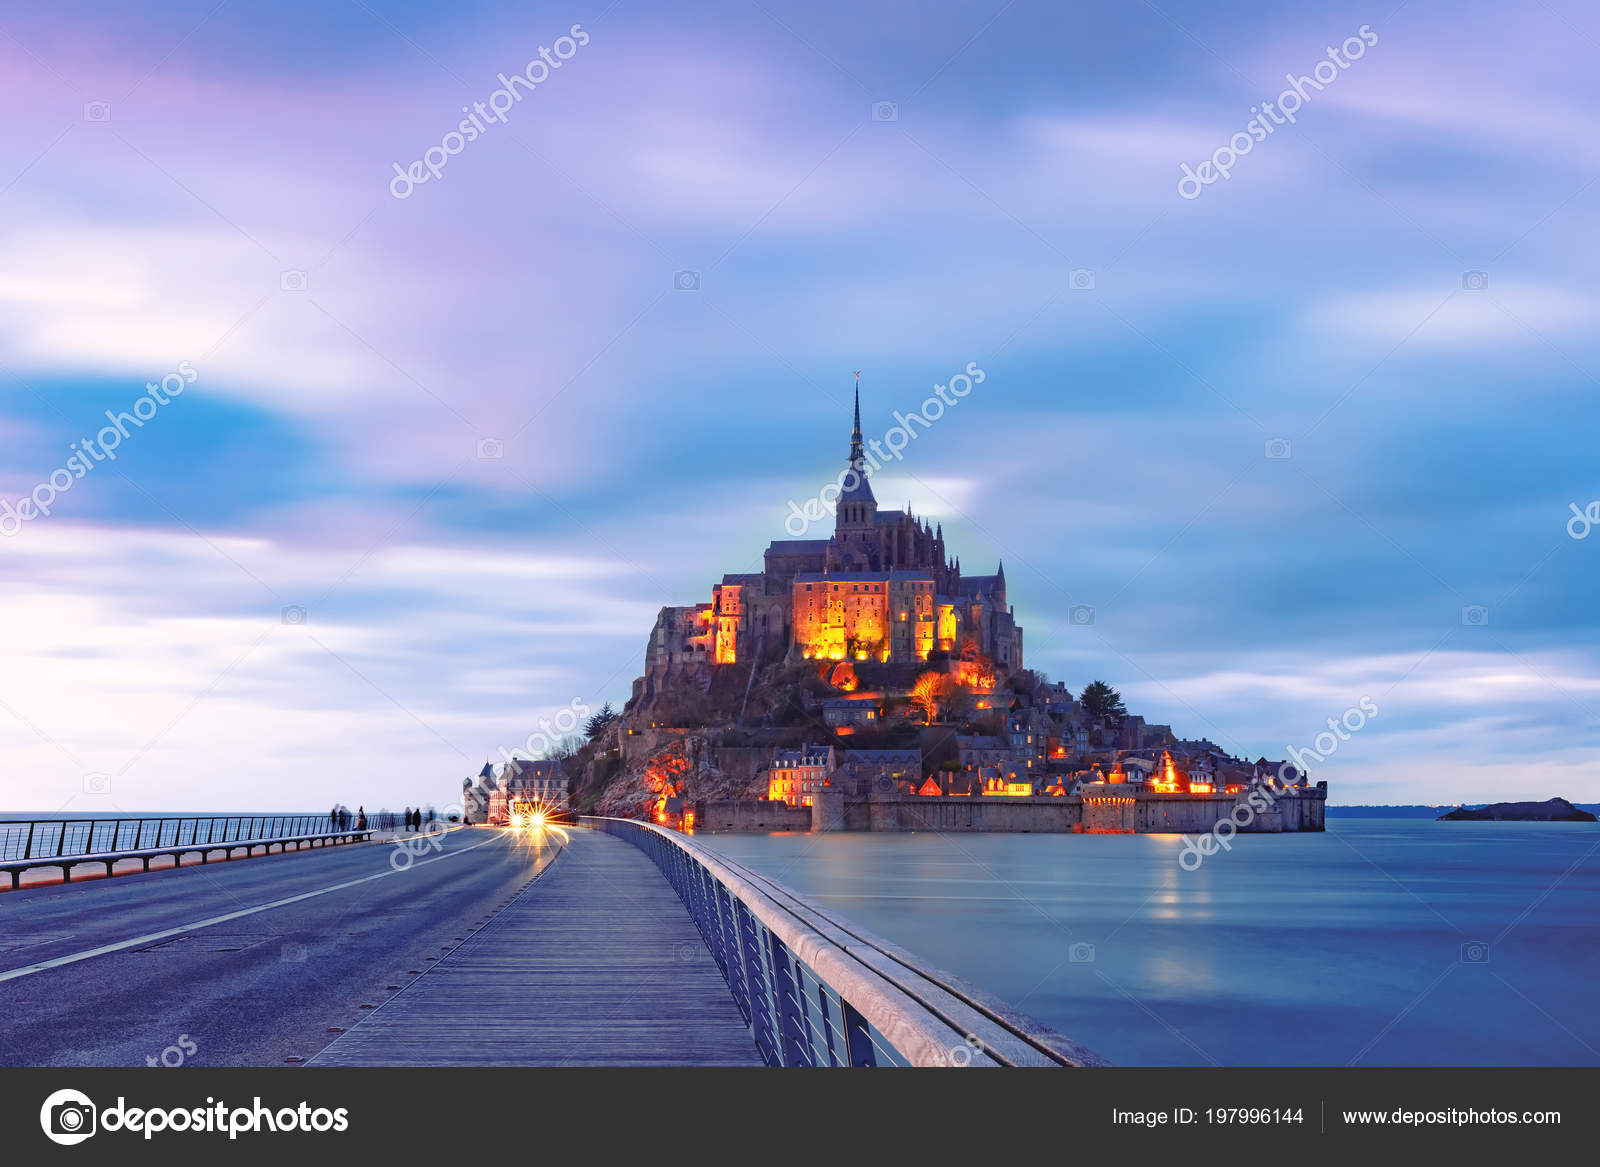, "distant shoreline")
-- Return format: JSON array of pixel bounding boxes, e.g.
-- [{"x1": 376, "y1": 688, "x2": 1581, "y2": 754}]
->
[{"x1": 1329, "y1": 803, "x2": 1600, "y2": 818}]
